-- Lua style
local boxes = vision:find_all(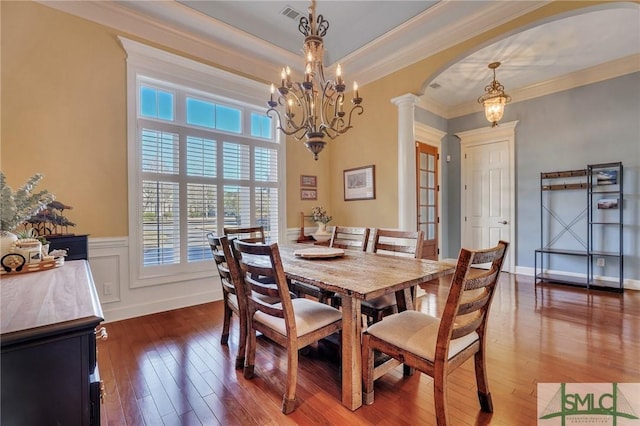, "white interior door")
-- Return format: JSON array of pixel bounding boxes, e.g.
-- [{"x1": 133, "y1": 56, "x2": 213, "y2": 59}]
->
[{"x1": 457, "y1": 122, "x2": 517, "y2": 272}]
